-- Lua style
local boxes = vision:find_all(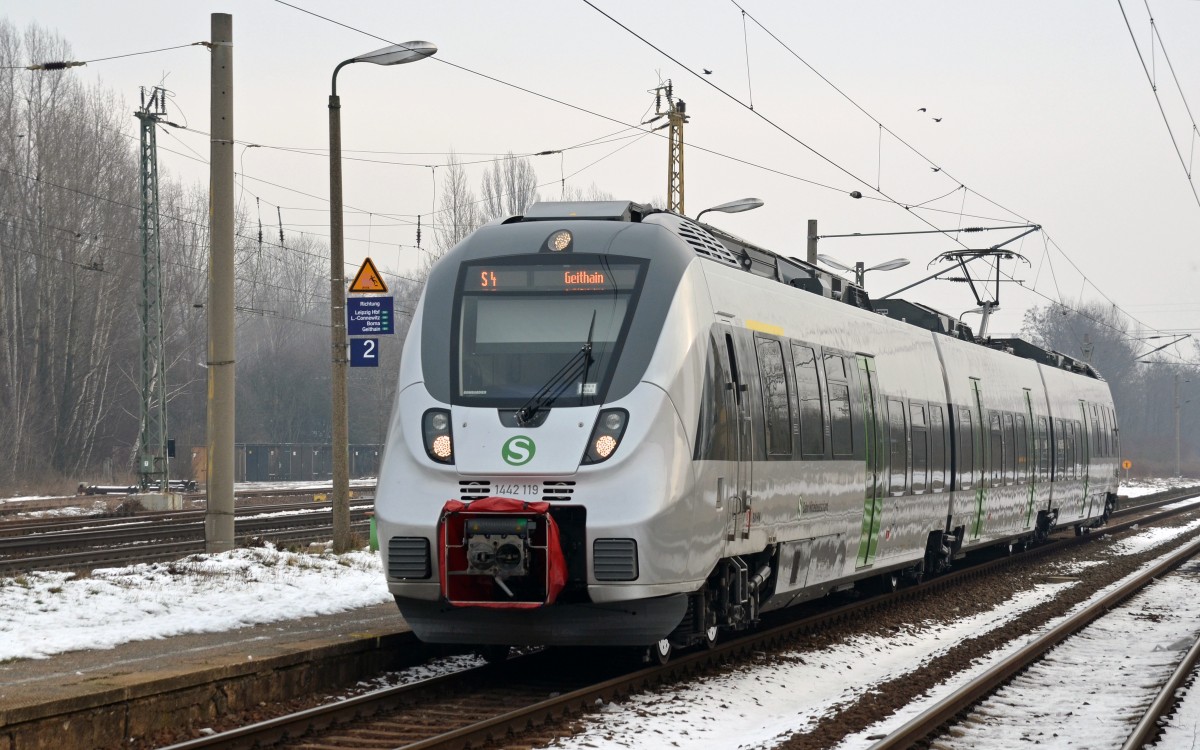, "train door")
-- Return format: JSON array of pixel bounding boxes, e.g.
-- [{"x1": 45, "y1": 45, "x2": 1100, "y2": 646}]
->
[
  {"x1": 1079, "y1": 400, "x2": 1092, "y2": 517},
  {"x1": 855, "y1": 354, "x2": 884, "y2": 568},
  {"x1": 1023, "y1": 390, "x2": 1037, "y2": 528},
  {"x1": 722, "y1": 328, "x2": 754, "y2": 541},
  {"x1": 969, "y1": 379, "x2": 986, "y2": 541}
]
